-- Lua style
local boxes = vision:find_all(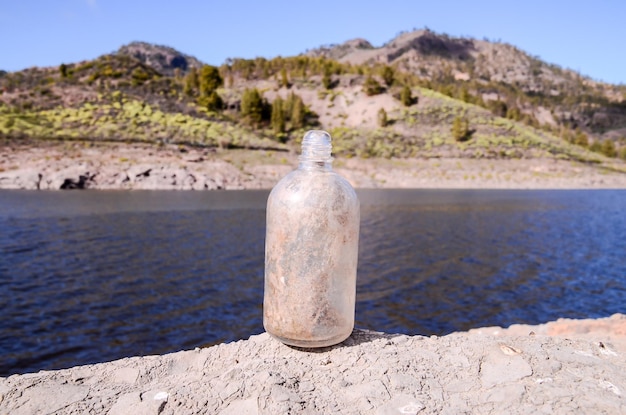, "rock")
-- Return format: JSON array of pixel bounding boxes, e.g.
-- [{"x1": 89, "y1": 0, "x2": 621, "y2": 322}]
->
[
  {"x1": 113, "y1": 367, "x2": 139, "y2": 384},
  {"x1": 8, "y1": 384, "x2": 88, "y2": 415},
  {"x1": 2, "y1": 142, "x2": 626, "y2": 191},
  {"x1": 480, "y1": 343, "x2": 533, "y2": 388},
  {"x1": 220, "y1": 398, "x2": 259, "y2": 415},
  {"x1": 0, "y1": 168, "x2": 42, "y2": 189},
  {"x1": 60, "y1": 173, "x2": 95, "y2": 189},
  {"x1": 71, "y1": 367, "x2": 93, "y2": 383},
  {"x1": 109, "y1": 392, "x2": 143, "y2": 415},
  {"x1": 2, "y1": 319, "x2": 625, "y2": 414}
]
